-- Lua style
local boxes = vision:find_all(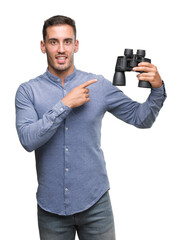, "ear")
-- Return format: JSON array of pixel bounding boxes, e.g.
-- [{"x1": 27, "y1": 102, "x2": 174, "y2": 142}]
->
[
  {"x1": 40, "y1": 40, "x2": 46, "y2": 54},
  {"x1": 74, "y1": 40, "x2": 79, "y2": 53}
]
